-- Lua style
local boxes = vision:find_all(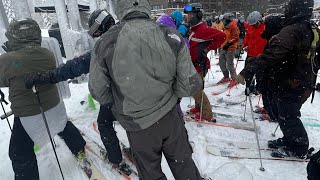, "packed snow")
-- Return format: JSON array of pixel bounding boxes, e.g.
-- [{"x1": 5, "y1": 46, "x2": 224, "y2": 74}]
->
[{"x1": 0, "y1": 52, "x2": 320, "y2": 179}]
